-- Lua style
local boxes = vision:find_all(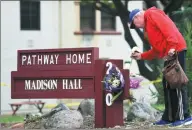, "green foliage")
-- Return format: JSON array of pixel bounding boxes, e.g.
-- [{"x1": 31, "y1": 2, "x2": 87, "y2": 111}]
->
[
  {"x1": 151, "y1": 104, "x2": 165, "y2": 112},
  {"x1": 81, "y1": 0, "x2": 94, "y2": 4},
  {"x1": 183, "y1": 22, "x2": 192, "y2": 58},
  {"x1": 186, "y1": 58, "x2": 192, "y2": 81},
  {"x1": 173, "y1": 7, "x2": 192, "y2": 58},
  {"x1": 173, "y1": 7, "x2": 192, "y2": 81},
  {"x1": 173, "y1": 5, "x2": 192, "y2": 108},
  {"x1": 100, "y1": 0, "x2": 115, "y2": 9}
]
